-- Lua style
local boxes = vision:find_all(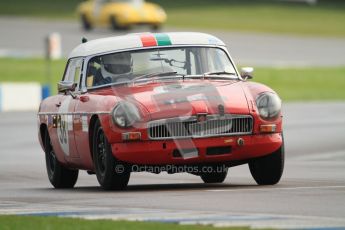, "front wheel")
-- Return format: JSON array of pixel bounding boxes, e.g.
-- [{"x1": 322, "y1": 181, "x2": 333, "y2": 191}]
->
[
  {"x1": 200, "y1": 166, "x2": 228, "y2": 183},
  {"x1": 249, "y1": 140, "x2": 285, "y2": 185},
  {"x1": 92, "y1": 120, "x2": 130, "y2": 190},
  {"x1": 110, "y1": 16, "x2": 129, "y2": 31},
  {"x1": 151, "y1": 24, "x2": 161, "y2": 31},
  {"x1": 44, "y1": 130, "x2": 78, "y2": 188}
]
